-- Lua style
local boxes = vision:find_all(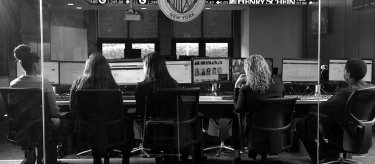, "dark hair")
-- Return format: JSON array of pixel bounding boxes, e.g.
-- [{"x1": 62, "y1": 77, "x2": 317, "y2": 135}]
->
[
  {"x1": 13, "y1": 44, "x2": 40, "y2": 74},
  {"x1": 143, "y1": 52, "x2": 178, "y2": 92},
  {"x1": 345, "y1": 58, "x2": 367, "y2": 80},
  {"x1": 79, "y1": 53, "x2": 118, "y2": 89}
]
